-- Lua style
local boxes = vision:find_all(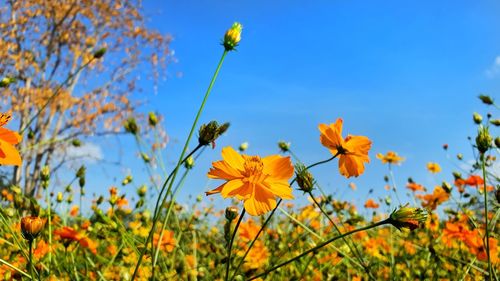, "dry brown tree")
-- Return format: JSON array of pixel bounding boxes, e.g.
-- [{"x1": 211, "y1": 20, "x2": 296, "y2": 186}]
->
[{"x1": 0, "y1": 0, "x2": 172, "y2": 196}]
